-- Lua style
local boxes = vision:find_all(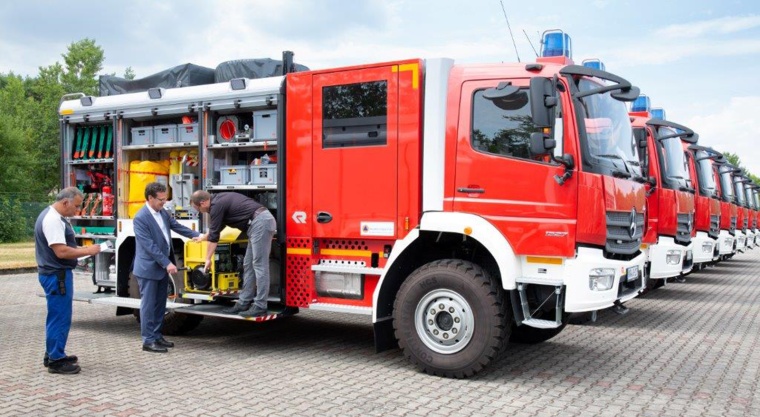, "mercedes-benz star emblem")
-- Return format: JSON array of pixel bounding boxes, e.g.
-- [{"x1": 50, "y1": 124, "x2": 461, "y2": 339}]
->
[{"x1": 629, "y1": 208, "x2": 637, "y2": 238}]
